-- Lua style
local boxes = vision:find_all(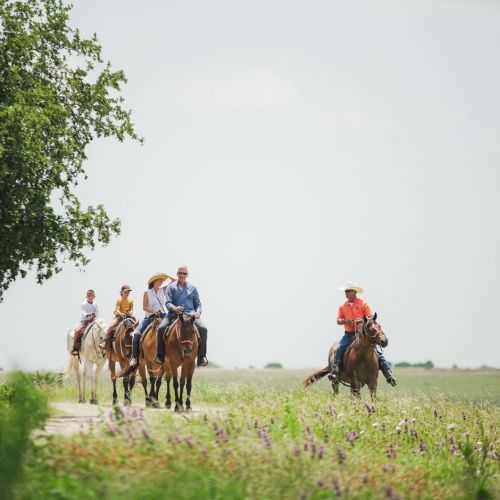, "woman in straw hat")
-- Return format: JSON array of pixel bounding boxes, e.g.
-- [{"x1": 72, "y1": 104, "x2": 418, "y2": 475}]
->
[{"x1": 129, "y1": 273, "x2": 175, "y2": 366}]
